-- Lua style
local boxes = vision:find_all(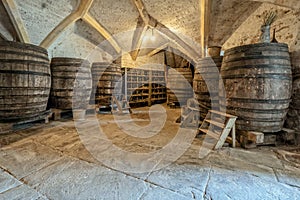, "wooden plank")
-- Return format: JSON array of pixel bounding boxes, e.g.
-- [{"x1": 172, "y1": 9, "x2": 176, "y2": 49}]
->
[
  {"x1": 262, "y1": 133, "x2": 277, "y2": 145},
  {"x1": 82, "y1": 13, "x2": 121, "y2": 53},
  {"x1": 250, "y1": 131, "x2": 264, "y2": 144},
  {"x1": 281, "y1": 128, "x2": 296, "y2": 143},
  {"x1": 0, "y1": 110, "x2": 52, "y2": 134},
  {"x1": 2, "y1": 0, "x2": 30, "y2": 42},
  {"x1": 40, "y1": 0, "x2": 94, "y2": 48},
  {"x1": 238, "y1": 131, "x2": 264, "y2": 144}
]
